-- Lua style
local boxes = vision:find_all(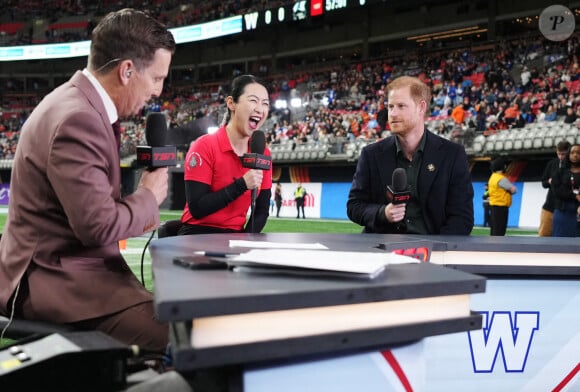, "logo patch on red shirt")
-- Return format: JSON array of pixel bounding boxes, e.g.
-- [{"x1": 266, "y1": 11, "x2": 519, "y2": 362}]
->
[{"x1": 189, "y1": 152, "x2": 202, "y2": 168}]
